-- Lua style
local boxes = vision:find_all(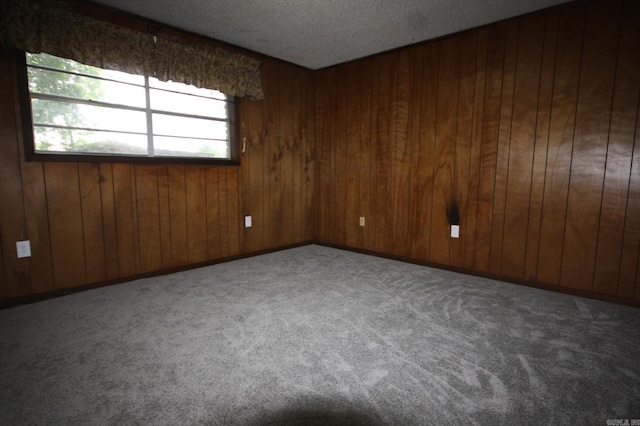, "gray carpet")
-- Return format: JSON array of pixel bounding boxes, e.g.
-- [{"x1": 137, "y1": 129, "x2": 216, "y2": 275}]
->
[{"x1": 1, "y1": 245, "x2": 639, "y2": 425}]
